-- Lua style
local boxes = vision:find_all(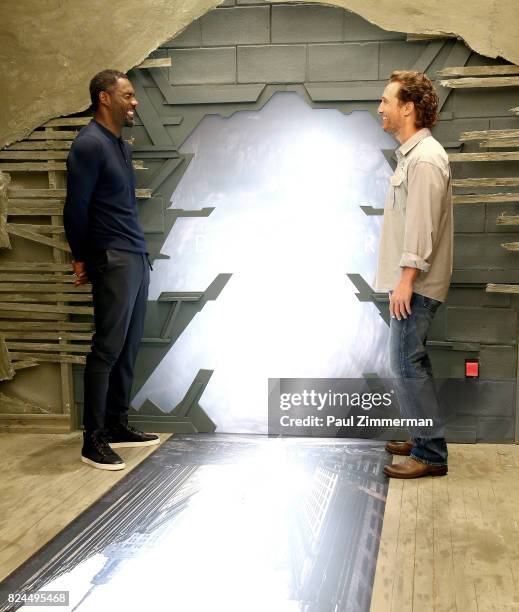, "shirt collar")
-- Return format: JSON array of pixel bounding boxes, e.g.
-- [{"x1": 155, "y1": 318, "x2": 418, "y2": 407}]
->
[
  {"x1": 396, "y1": 127, "x2": 431, "y2": 158},
  {"x1": 91, "y1": 119, "x2": 123, "y2": 143}
]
